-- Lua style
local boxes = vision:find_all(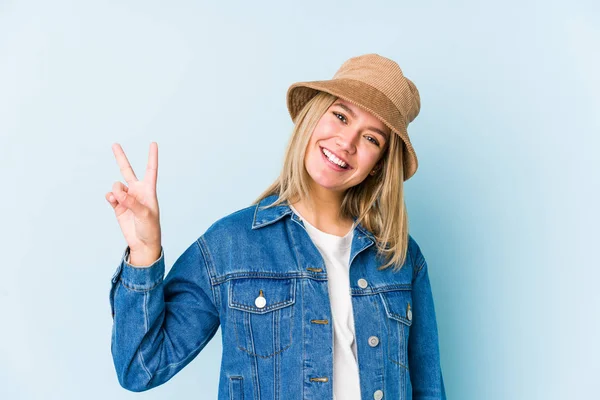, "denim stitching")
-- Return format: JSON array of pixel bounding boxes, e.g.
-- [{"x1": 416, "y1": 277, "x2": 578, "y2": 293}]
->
[
  {"x1": 215, "y1": 271, "x2": 326, "y2": 285},
  {"x1": 136, "y1": 348, "x2": 152, "y2": 381},
  {"x1": 370, "y1": 290, "x2": 386, "y2": 392},
  {"x1": 350, "y1": 283, "x2": 412, "y2": 295},
  {"x1": 230, "y1": 299, "x2": 294, "y2": 313},
  {"x1": 229, "y1": 376, "x2": 244, "y2": 400},
  {"x1": 120, "y1": 278, "x2": 162, "y2": 292},
  {"x1": 237, "y1": 343, "x2": 293, "y2": 359},
  {"x1": 389, "y1": 358, "x2": 409, "y2": 370},
  {"x1": 143, "y1": 291, "x2": 149, "y2": 332},
  {"x1": 286, "y1": 212, "x2": 307, "y2": 400},
  {"x1": 230, "y1": 278, "x2": 294, "y2": 358},
  {"x1": 232, "y1": 301, "x2": 292, "y2": 358},
  {"x1": 249, "y1": 312, "x2": 261, "y2": 400},
  {"x1": 273, "y1": 310, "x2": 278, "y2": 400},
  {"x1": 380, "y1": 292, "x2": 411, "y2": 370},
  {"x1": 301, "y1": 276, "x2": 306, "y2": 400},
  {"x1": 154, "y1": 322, "x2": 220, "y2": 375},
  {"x1": 288, "y1": 280, "x2": 295, "y2": 357},
  {"x1": 228, "y1": 279, "x2": 295, "y2": 309},
  {"x1": 415, "y1": 261, "x2": 425, "y2": 277},
  {"x1": 197, "y1": 236, "x2": 222, "y2": 311},
  {"x1": 231, "y1": 306, "x2": 293, "y2": 359},
  {"x1": 137, "y1": 291, "x2": 152, "y2": 381}
]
